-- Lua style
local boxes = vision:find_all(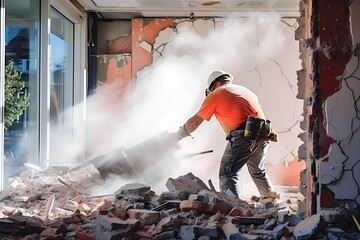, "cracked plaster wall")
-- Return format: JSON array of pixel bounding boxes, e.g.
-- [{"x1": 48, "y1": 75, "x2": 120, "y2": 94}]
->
[
  {"x1": 320, "y1": 1, "x2": 360, "y2": 205},
  {"x1": 296, "y1": 0, "x2": 360, "y2": 213},
  {"x1": 149, "y1": 18, "x2": 304, "y2": 189},
  {"x1": 100, "y1": 16, "x2": 304, "y2": 190}
]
